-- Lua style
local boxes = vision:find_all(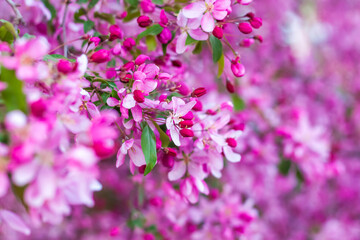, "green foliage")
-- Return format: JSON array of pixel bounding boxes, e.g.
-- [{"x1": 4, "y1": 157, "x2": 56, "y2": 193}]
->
[
  {"x1": 152, "y1": 121, "x2": 170, "y2": 148},
  {"x1": 94, "y1": 12, "x2": 115, "y2": 24},
  {"x1": 0, "y1": 20, "x2": 17, "y2": 44},
  {"x1": 145, "y1": 35, "x2": 157, "y2": 51},
  {"x1": 43, "y1": 54, "x2": 76, "y2": 62},
  {"x1": 185, "y1": 35, "x2": 197, "y2": 46},
  {"x1": 231, "y1": 94, "x2": 246, "y2": 111},
  {"x1": 217, "y1": 53, "x2": 225, "y2": 78},
  {"x1": 84, "y1": 20, "x2": 95, "y2": 33},
  {"x1": 41, "y1": 0, "x2": 56, "y2": 21},
  {"x1": 0, "y1": 67, "x2": 28, "y2": 114},
  {"x1": 136, "y1": 24, "x2": 163, "y2": 42},
  {"x1": 141, "y1": 123, "x2": 157, "y2": 176},
  {"x1": 88, "y1": 0, "x2": 100, "y2": 9},
  {"x1": 209, "y1": 35, "x2": 223, "y2": 63}
]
